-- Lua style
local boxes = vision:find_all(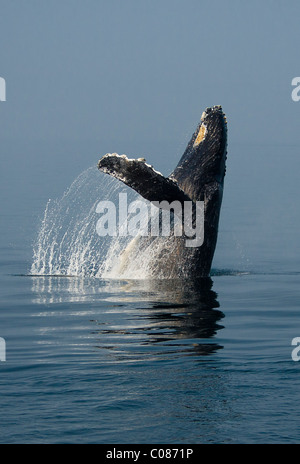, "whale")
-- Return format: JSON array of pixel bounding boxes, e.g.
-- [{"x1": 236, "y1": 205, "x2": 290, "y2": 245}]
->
[{"x1": 97, "y1": 105, "x2": 227, "y2": 278}]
